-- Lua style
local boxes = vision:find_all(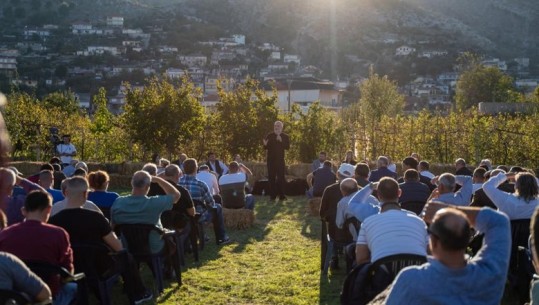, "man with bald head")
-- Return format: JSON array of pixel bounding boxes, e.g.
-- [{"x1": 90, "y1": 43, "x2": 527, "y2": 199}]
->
[
  {"x1": 386, "y1": 203, "x2": 510, "y2": 304},
  {"x1": 263, "y1": 121, "x2": 290, "y2": 201},
  {"x1": 0, "y1": 167, "x2": 45, "y2": 225}
]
